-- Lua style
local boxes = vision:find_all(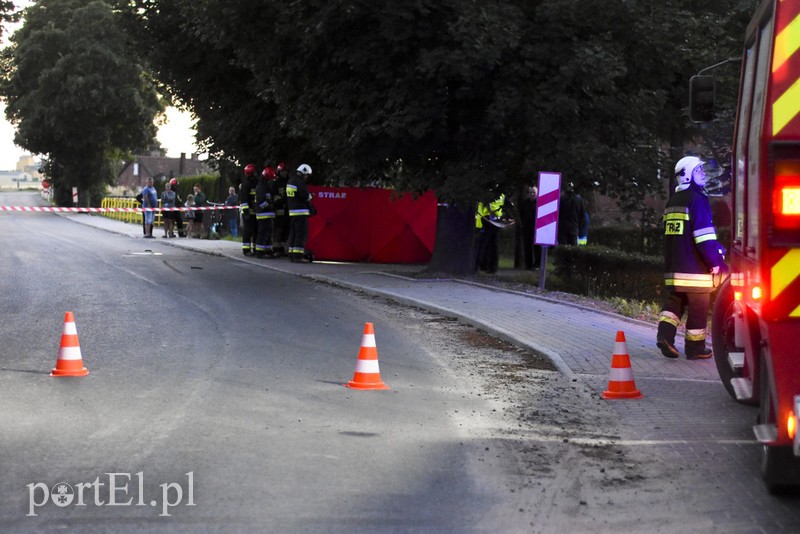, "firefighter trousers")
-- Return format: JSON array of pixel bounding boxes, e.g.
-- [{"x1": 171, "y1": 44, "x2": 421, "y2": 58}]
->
[{"x1": 657, "y1": 290, "x2": 710, "y2": 352}]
